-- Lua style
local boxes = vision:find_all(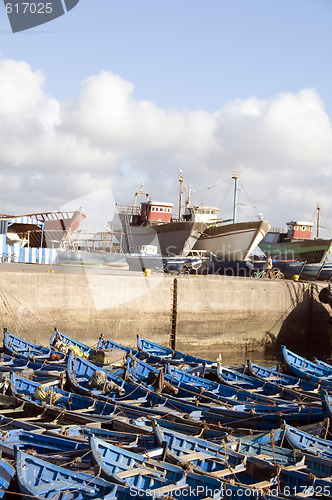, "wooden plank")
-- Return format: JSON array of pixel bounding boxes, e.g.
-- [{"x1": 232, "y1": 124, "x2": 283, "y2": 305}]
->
[
  {"x1": 211, "y1": 465, "x2": 247, "y2": 478},
  {"x1": 117, "y1": 467, "x2": 161, "y2": 479},
  {"x1": 178, "y1": 451, "x2": 213, "y2": 461},
  {"x1": 150, "y1": 482, "x2": 188, "y2": 495},
  {"x1": 249, "y1": 480, "x2": 275, "y2": 488}
]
